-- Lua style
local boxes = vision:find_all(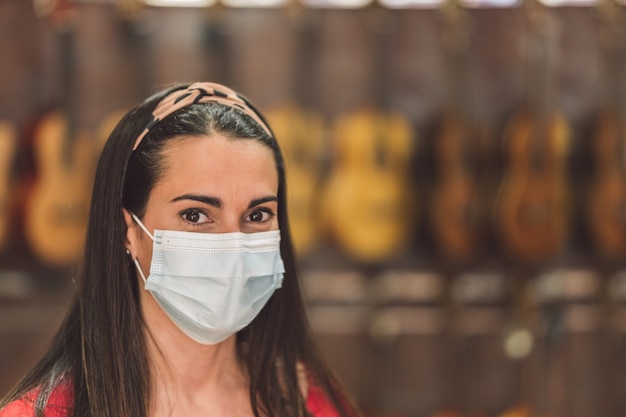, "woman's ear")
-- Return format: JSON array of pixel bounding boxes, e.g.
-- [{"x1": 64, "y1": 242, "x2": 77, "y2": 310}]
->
[{"x1": 122, "y1": 208, "x2": 138, "y2": 258}]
